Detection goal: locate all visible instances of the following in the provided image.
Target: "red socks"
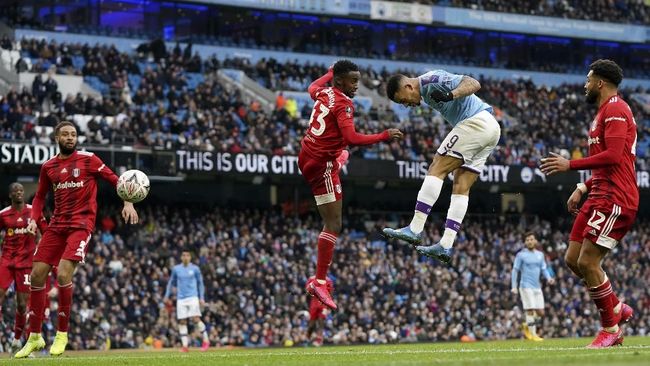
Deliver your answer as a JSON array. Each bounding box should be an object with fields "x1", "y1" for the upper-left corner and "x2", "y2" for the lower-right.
[
  {"x1": 14, "y1": 309, "x2": 26, "y2": 340},
  {"x1": 28, "y1": 285, "x2": 47, "y2": 334},
  {"x1": 316, "y1": 230, "x2": 337, "y2": 281},
  {"x1": 57, "y1": 282, "x2": 74, "y2": 333},
  {"x1": 588, "y1": 279, "x2": 618, "y2": 328}
]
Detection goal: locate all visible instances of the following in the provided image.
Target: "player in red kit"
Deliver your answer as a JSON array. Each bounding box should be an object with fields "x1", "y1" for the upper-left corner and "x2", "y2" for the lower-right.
[
  {"x1": 0, "y1": 183, "x2": 47, "y2": 354},
  {"x1": 15, "y1": 121, "x2": 140, "y2": 358},
  {"x1": 540, "y1": 59, "x2": 638, "y2": 348},
  {"x1": 299, "y1": 59, "x2": 403, "y2": 310}
]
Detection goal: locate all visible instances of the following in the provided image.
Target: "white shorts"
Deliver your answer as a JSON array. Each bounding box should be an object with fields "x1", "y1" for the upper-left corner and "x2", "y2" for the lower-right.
[
  {"x1": 177, "y1": 296, "x2": 202, "y2": 319},
  {"x1": 437, "y1": 110, "x2": 501, "y2": 172},
  {"x1": 520, "y1": 288, "x2": 544, "y2": 310}
]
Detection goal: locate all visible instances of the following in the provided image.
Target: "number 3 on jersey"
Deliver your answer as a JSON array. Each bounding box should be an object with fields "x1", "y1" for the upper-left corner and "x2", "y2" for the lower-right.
[{"x1": 309, "y1": 102, "x2": 330, "y2": 137}]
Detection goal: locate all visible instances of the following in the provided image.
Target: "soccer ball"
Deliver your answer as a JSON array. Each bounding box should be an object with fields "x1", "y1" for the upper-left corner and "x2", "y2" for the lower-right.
[{"x1": 117, "y1": 169, "x2": 150, "y2": 203}]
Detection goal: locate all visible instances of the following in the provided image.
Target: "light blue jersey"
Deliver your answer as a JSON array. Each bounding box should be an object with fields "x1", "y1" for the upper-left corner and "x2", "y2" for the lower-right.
[
  {"x1": 419, "y1": 70, "x2": 492, "y2": 126},
  {"x1": 511, "y1": 249, "x2": 552, "y2": 289},
  {"x1": 165, "y1": 263, "x2": 205, "y2": 300}
]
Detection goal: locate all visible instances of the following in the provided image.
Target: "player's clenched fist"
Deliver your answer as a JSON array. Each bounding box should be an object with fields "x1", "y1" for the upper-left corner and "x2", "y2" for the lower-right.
[{"x1": 386, "y1": 128, "x2": 404, "y2": 141}]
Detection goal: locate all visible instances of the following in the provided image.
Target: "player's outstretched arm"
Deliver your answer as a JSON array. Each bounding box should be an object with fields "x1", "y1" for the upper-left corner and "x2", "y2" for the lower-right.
[
  {"x1": 308, "y1": 69, "x2": 333, "y2": 100},
  {"x1": 510, "y1": 254, "x2": 521, "y2": 294},
  {"x1": 196, "y1": 268, "x2": 205, "y2": 305},
  {"x1": 28, "y1": 167, "x2": 51, "y2": 234},
  {"x1": 340, "y1": 126, "x2": 402, "y2": 146}
]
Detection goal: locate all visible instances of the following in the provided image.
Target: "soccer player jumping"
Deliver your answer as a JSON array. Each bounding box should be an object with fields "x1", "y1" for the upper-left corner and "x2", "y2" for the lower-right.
[
  {"x1": 299, "y1": 60, "x2": 403, "y2": 310},
  {"x1": 382, "y1": 70, "x2": 500, "y2": 264},
  {"x1": 541, "y1": 59, "x2": 637, "y2": 348},
  {"x1": 15, "y1": 121, "x2": 139, "y2": 358},
  {"x1": 0, "y1": 183, "x2": 47, "y2": 354}
]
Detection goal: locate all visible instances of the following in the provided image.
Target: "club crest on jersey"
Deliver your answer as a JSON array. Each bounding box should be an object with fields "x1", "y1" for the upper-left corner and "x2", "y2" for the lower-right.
[
  {"x1": 345, "y1": 106, "x2": 352, "y2": 117},
  {"x1": 73, "y1": 168, "x2": 80, "y2": 177}
]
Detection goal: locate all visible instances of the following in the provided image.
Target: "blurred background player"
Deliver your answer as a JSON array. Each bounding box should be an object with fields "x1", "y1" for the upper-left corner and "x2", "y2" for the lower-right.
[
  {"x1": 306, "y1": 276, "x2": 333, "y2": 346},
  {"x1": 15, "y1": 121, "x2": 139, "y2": 358},
  {"x1": 510, "y1": 232, "x2": 554, "y2": 341},
  {"x1": 540, "y1": 59, "x2": 637, "y2": 348},
  {"x1": 0, "y1": 183, "x2": 47, "y2": 354},
  {"x1": 299, "y1": 59, "x2": 403, "y2": 311},
  {"x1": 382, "y1": 70, "x2": 500, "y2": 264},
  {"x1": 163, "y1": 248, "x2": 209, "y2": 352}
]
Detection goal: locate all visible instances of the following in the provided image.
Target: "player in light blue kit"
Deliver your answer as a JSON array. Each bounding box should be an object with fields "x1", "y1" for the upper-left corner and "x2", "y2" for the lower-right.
[
  {"x1": 382, "y1": 70, "x2": 501, "y2": 264},
  {"x1": 163, "y1": 248, "x2": 210, "y2": 352},
  {"x1": 511, "y1": 232, "x2": 555, "y2": 341}
]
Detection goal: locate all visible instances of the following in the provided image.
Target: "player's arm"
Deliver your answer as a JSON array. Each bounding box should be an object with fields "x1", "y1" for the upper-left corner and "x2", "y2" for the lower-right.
[
  {"x1": 308, "y1": 68, "x2": 333, "y2": 100},
  {"x1": 28, "y1": 166, "x2": 51, "y2": 234},
  {"x1": 163, "y1": 267, "x2": 177, "y2": 300},
  {"x1": 511, "y1": 254, "x2": 521, "y2": 293},
  {"x1": 425, "y1": 71, "x2": 479, "y2": 102},
  {"x1": 541, "y1": 256, "x2": 555, "y2": 285},
  {"x1": 90, "y1": 154, "x2": 139, "y2": 224},
  {"x1": 568, "y1": 113, "x2": 627, "y2": 170},
  {"x1": 196, "y1": 268, "x2": 205, "y2": 303},
  {"x1": 337, "y1": 105, "x2": 402, "y2": 145}
]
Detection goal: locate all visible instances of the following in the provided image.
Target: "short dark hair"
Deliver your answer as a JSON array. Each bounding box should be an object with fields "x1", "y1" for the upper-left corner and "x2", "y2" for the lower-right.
[
  {"x1": 524, "y1": 231, "x2": 536, "y2": 240},
  {"x1": 54, "y1": 121, "x2": 76, "y2": 135},
  {"x1": 589, "y1": 59, "x2": 623, "y2": 86},
  {"x1": 386, "y1": 74, "x2": 406, "y2": 101},
  {"x1": 8, "y1": 182, "x2": 22, "y2": 193},
  {"x1": 332, "y1": 59, "x2": 359, "y2": 78}
]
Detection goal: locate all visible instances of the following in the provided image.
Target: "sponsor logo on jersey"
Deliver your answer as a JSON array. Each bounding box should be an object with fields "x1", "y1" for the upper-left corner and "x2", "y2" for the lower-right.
[
  {"x1": 61, "y1": 167, "x2": 68, "y2": 174},
  {"x1": 588, "y1": 136, "x2": 600, "y2": 145},
  {"x1": 17, "y1": 217, "x2": 23, "y2": 222},
  {"x1": 589, "y1": 229, "x2": 597, "y2": 236},
  {"x1": 73, "y1": 168, "x2": 80, "y2": 177},
  {"x1": 7, "y1": 227, "x2": 29, "y2": 236},
  {"x1": 53, "y1": 181, "x2": 84, "y2": 191}
]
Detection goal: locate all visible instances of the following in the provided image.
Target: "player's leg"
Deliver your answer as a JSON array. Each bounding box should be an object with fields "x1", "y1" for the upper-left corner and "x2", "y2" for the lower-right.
[
  {"x1": 308, "y1": 199, "x2": 341, "y2": 310},
  {"x1": 534, "y1": 309, "x2": 545, "y2": 339},
  {"x1": 564, "y1": 240, "x2": 583, "y2": 278},
  {"x1": 193, "y1": 316, "x2": 209, "y2": 351},
  {"x1": 383, "y1": 153, "x2": 462, "y2": 245},
  {"x1": 11, "y1": 268, "x2": 31, "y2": 352},
  {"x1": 178, "y1": 318, "x2": 189, "y2": 351},
  {"x1": 525, "y1": 310, "x2": 538, "y2": 339},
  {"x1": 0, "y1": 263, "x2": 12, "y2": 313},
  {"x1": 415, "y1": 168, "x2": 477, "y2": 263},
  {"x1": 299, "y1": 155, "x2": 343, "y2": 311},
  {"x1": 50, "y1": 229, "x2": 91, "y2": 356},
  {"x1": 14, "y1": 261, "x2": 51, "y2": 358},
  {"x1": 313, "y1": 318, "x2": 325, "y2": 346}
]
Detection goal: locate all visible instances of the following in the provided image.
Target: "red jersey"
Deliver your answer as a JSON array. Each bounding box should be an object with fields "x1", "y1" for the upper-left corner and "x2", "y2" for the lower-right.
[
  {"x1": 0, "y1": 204, "x2": 47, "y2": 268},
  {"x1": 300, "y1": 76, "x2": 390, "y2": 161},
  {"x1": 574, "y1": 95, "x2": 639, "y2": 210},
  {"x1": 301, "y1": 86, "x2": 357, "y2": 161},
  {"x1": 31, "y1": 150, "x2": 118, "y2": 231}
]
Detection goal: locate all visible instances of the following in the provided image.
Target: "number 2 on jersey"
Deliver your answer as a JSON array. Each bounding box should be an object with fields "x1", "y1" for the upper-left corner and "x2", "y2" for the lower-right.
[{"x1": 309, "y1": 102, "x2": 330, "y2": 137}]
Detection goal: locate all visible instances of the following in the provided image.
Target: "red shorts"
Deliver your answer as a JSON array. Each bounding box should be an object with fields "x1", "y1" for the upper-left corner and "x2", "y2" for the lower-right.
[
  {"x1": 298, "y1": 153, "x2": 343, "y2": 205},
  {"x1": 34, "y1": 228, "x2": 93, "y2": 266},
  {"x1": 570, "y1": 199, "x2": 636, "y2": 249},
  {"x1": 309, "y1": 297, "x2": 328, "y2": 321},
  {"x1": 0, "y1": 264, "x2": 31, "y2": 293}
]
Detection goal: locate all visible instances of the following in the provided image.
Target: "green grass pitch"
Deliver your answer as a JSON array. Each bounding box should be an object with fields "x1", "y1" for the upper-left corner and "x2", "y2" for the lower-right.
[{"x1": 2, "y1": 337, "x2": 649, "y2": 366}]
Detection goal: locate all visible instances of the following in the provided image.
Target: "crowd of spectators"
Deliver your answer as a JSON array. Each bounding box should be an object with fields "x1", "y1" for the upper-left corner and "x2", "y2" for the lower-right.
[
  {"x1": 1, "y1": 38, "x2": 650, "y2": 167},
  {"x1": 0, "y1": 206, "x2": 647, "y2": 350},
  {"x1": 396, "y1": 0, "x2": 650, "y2": 25}
]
